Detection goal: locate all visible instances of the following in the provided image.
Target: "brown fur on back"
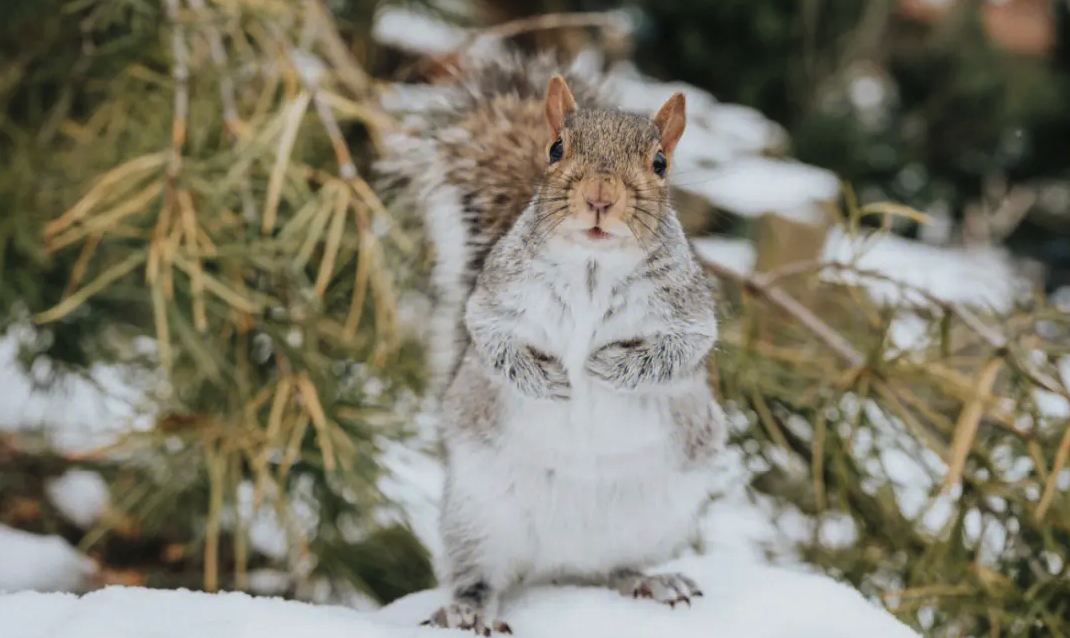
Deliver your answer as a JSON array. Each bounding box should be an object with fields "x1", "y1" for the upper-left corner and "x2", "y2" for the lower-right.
[{"x1": 442, "y1": 95, "x2": 547, "y2": 258}]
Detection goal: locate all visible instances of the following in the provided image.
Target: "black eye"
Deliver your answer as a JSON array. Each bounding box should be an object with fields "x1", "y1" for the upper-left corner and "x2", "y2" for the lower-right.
[
  {"x1": 549, "y1": 139, "x2": 564, "y2": 164},
  {"x1": 653, "y1": 151, "x2": 667, "y2": 177}
]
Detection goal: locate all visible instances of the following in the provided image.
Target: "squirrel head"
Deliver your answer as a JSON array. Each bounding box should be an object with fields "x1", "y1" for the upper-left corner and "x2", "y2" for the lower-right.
[{"x1": 538, "y1": 75, "x2": 686, "y2": 248}]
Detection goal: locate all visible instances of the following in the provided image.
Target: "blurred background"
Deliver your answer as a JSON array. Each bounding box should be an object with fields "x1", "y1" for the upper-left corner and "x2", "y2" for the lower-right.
[{"x1": 1, "y1": 0, "x2": 1069, "y2": 635}]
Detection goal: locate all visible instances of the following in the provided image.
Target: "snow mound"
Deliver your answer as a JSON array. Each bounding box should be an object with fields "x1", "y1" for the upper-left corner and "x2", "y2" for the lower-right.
[
  {"x1": 691, "y1": 237, "x2": 758, "y2": 275},
  {"x1": 692, "y1": 227, "x2": 1022, "y2": 312},
  {"x1": 45, "y1": 470, "x2": 111, "y2": 529},
  {"x1": 822, "y1": 227, "x2": 1023, "y2": 312},
  {"x1": 0, "y1": 553, "x2": 918, "y2": 638},
  {"x1": 372, "y1": 6, "x2": 467, "y2": 56},
  {"x1": 606, "y1": 64, "x2": 790, "y2": 171},
  {"x1": 679, "y1": 157, "x2": 841, "y2": 223},
  {"x1": 0, "y1": 525, "x2": 97, "y2": 594}
]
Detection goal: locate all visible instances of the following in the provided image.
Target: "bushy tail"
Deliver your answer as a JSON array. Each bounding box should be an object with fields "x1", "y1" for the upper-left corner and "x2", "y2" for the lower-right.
[{"x1": 376, "y1": 52, "x2": 605, "y2": 391}]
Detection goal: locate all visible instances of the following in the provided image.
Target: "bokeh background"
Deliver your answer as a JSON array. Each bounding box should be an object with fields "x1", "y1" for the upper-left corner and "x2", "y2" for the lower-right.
[{"x1": 1, "y1": 1, "x2": 1069, "y2": 635}]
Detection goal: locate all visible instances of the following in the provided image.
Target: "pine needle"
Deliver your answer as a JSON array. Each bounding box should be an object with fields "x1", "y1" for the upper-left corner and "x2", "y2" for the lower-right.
[
  {"x1": 314, "y1": 186, "x2": 348, "y2": 297},
  {"x1": 944, "y1": 358, "x2": 1002, "y2": 493},
  {"x1": 262, "y1": 91, "x2": 311, "y2": 234},
  {"x1": 36, "y1": 251, "x2": 147, "y2": 323},
  {"x1": 297, "y1": 373, "x2": 336, "y2": 473}
]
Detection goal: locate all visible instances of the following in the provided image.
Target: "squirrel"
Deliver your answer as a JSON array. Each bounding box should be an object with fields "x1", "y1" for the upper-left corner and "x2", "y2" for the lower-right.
[{"x1": 379, "y1": 53, "x2": 726, "y2": 635}]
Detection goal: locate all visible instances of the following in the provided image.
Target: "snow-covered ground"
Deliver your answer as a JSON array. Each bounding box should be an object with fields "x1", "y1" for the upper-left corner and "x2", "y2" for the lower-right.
[{"x1": 0, "y1": 551, "x2": 919, "y2": 638}]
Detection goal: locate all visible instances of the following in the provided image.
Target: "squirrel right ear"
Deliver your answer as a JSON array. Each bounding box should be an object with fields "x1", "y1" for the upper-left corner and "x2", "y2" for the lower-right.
[
  {"x1": 654, "y1": 92, "x2": 687, "y2": 155},
  {"x1": 545, "y1": 75, "x2": 577, "y2": 139}
]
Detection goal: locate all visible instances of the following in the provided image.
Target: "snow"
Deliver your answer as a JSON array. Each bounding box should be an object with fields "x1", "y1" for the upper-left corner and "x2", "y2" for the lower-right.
[
  {"x1": 0, "y1": 525, "x2": 97, "y2": 594},
  {"x1": 692, "y1": 226, "x2": 1020, "y2": 312},
  {"x1": 603, "y1": 63, "x2": 795, "y2": 182},
  {"x1": 822, "y1": 227, "x2": 1023, "y2": 311},
  {"x1": 918, "y1": 494, "x2": 956, "y2": 536},
  {"x1": 0, "y1": 327, "x2": 155, "y2": 453},
  {"x1": 690, "y1": 237, "x2": 757, "y2": 275},
  {"x1": 606, "y1": 63, "x2": 789, "y2": 158},
  {"x1": 372, "y1": 6, "x2": 468, "y2": 56},
  {"x1": 377, "y1": 437, "x2": 445, "y2": 563},
  {"x1": 0, "y1": 552, "x2": 919, "y2": 638},
  {"x1": 228, "y1": 480, "x2": 320, "y2": 562},
  {"x1": 45, "y1": 470, "x2": 110, "y2": 529},
  {"x1": 677, "y1": 157, "x2": 841, "y2": 224},
  {"x1": 372, "y1": 6, "x2": 635, "y2": 63},
  {"x1": 1033, "y1": 388, "x2": 1070, "y2": 422},
  {"x1": 886, "y1": 312, "x2": 931, "y2": 355}
]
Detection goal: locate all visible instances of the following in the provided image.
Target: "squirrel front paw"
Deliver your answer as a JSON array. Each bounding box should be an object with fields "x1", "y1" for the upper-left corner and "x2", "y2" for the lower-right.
[
  {"x1": 420, "y1": 602, "x2": 513, "y2": 635},
  {"x1": 585, "y1": 339, "x2": 645, "y2": 391},
  {"x1": 508, "y1": 346, "x2": 571, "y2": 400}
]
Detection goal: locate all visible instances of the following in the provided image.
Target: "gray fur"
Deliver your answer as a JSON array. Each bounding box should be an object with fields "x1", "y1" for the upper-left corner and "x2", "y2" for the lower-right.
[{"x1": 383, "y1": 52, "x2": 725, "y2": 633}]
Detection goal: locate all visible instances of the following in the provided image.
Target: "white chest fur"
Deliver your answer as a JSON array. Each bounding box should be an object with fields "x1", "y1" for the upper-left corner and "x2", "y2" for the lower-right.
[{"x1": 449, "y1": 240, "x2": 716, "y2": 586}]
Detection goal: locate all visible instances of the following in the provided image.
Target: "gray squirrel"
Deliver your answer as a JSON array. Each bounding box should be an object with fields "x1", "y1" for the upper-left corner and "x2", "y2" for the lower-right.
[{"x1": 379, "y1": 54, "x2": 726, "y2": 635}]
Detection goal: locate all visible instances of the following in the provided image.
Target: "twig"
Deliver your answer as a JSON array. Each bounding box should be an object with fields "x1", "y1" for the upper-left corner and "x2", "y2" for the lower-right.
[
  {"x1": 163, "y1": 0, "x2": 189, "y2": 190},
  {"x1": 952, "y1": 302, "x2": 1006, "y2": 349},
  {"x1": 262, "y1": 90, "x2": 312, "y2": 234},
  {"x1": 462, "y1": 11, "x2": 630, "y2": 51},
  {"x1": 204, "y1": 440, "x2": 225, "y2": 592},
  {"x1": 944, "y1": 358, "x2": 1002, "y2": 493},
  {"x1": 756, "y1": 258, "x2": 1070, "y2": 402},
  {"x1": 705, "y1": 259, "x2": 864, "y2": 367},
  {"x1": 283, "y1": 44, "x2": 359, "y2": 179},
  {"x1": 304, "y1": 0, "x2": 371, "y2": 97},
  {"x1": 711, "y1": 257, "x2": 1046, "y2": 445},
  {"x1": 185, "y1": 0, "x2": 242, "y2": 137},
  {"x1": 1036, "y1": 425, "x2": 1070, "y2": 521},
  {"x1": 812, "y1": 407, "x2": 827, "y2": 511}
]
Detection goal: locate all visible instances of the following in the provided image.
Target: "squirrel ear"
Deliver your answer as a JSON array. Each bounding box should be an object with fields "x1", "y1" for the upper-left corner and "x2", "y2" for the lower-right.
[
  {"x1": 545, "y1": 75, "x2": 577, "y2": 139},
  {"x1": 654, "y1": 92, "x2": 686, "y2": 155}
]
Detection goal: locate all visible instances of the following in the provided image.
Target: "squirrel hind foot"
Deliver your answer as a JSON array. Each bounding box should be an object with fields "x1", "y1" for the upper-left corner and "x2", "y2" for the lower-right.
[
  {"x1": 609, "y1": 571, "x2": 703, "y2": 609},
  {"x1": 420, "y1": 602, "x2": 512, "y2": 635}
]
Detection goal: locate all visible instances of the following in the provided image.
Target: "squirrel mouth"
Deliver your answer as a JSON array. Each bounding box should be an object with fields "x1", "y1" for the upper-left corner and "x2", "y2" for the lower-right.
[{"x1": 586, "y1": 227, "x2": 610, "y2": 240}]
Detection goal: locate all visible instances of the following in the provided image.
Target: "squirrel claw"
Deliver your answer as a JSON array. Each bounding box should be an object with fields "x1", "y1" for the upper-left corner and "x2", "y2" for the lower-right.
[
  {"x1": 668, "y1": 596, "x2": 690, "y2": 609},
  {"x1": 616, "y1": 572, "x2": 702, "y2": 610},
  {"x1": 421, "y1": 603, "x2": 511, "y2": 635}
]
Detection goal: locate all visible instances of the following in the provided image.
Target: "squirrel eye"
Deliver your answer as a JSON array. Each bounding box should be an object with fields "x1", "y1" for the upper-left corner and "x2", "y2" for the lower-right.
[
  {"x1": 548, "y1": 139, "x2": 564, "y2": 164},
  {"x1": 652, "y1": 151, "x2": 667, "y2": 177}
]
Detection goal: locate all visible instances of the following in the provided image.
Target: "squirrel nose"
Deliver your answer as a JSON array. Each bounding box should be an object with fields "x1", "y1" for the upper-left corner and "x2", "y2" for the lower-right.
[{"x1": 586, "y1": 198, "x2": 615, "y2": 214}]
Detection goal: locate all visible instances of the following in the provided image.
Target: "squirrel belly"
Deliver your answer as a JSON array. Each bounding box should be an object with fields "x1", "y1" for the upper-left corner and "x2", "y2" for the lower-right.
[{"x1": 442, "y1": 358, "x2": 719, "y2": 587}]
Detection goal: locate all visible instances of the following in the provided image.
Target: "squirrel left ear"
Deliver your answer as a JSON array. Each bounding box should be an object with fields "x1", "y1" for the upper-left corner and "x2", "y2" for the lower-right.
[
  {"x1": 546, "y1": 75, "x2": 577, "y2": 139},
  {"x1": 654, "y1": 92, "x2": 686, "y2": 155}
]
